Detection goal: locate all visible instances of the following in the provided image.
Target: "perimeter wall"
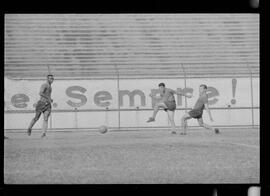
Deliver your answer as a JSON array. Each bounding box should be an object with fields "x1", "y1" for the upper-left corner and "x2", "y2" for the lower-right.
[{"x1": 4, "y1": 76, "x2": 259, "y2": 130}]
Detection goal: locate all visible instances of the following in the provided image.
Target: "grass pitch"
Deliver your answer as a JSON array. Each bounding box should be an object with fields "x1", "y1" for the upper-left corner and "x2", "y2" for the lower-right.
[{"x1": 4, "y1": 128, "x2": 259, "y2": 184}]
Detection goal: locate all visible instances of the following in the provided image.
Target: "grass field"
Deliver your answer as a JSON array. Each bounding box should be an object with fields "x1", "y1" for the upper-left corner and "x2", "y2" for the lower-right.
[{"x1": 4, "y1": 128, "x2": 259, "y2": 184}]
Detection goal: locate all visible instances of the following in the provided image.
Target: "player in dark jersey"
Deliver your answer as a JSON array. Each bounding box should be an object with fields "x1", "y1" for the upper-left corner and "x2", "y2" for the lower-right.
[
  {"x1": 147, "y1": 83, "x2": 192, "y2": 134},
  {"x1": 180, "y1": 84, "x2": 219, "y2": 135},
  {"x1": 27, "y1": 74, "x2": 54, "y2": 138}
]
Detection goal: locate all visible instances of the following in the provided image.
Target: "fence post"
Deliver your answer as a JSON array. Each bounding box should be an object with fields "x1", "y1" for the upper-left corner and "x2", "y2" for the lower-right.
[
  {"x1": 49, "y1": 110, "x2": 52, "y2": 130},
  {"x1": 247, "y1": 63, "x2": 254, "y2": 128},
  {"x1": 181, "y1": 64, "x2": 187, "y2": 114},
  {"x1": 74, "y1": 107, "x2": 78, "y2": 129},
  {"x1": 115, "y1": 65, "x2": 121, "y2": 131}
]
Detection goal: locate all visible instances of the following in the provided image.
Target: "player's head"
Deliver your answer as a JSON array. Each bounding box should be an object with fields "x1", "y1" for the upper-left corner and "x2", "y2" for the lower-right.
[
  {"x1": 199, "y1": 84, "x2": 207, "y2": 94},
  {"x1": 47, "y1": 74, "x2": 54, "y2": 84},
  {"x1": 158, "y1": 83, "x2": 165, "y2": 91}
]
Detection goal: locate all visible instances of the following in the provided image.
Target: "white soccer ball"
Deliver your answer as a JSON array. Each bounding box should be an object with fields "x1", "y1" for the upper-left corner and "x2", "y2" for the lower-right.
[{"x1": 99, "y1": 125, "x2": 108, "y2": 134}]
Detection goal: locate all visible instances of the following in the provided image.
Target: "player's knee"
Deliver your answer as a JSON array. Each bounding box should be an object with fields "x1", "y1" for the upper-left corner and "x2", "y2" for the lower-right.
[
  {"x1": 181, "y1": 115, "x2": 188, "y2": 121},
  {"x1": 198, "y1": 121, "x2": 204, "y2": 127},
  {"x1": 168, "y1": 117, "x2": 174, "y2": 122},
  {"x1": 44, "y1": 114, "x2": 50, "y2": 121},
  {"x1": 33, "y1": 115, "x2": 40, "y2": 121}
]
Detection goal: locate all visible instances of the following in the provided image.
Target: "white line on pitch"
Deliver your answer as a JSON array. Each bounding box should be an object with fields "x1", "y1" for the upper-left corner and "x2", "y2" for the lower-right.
[{"x1": 220, "y1": 142, "x2": 259, "y2": 149}]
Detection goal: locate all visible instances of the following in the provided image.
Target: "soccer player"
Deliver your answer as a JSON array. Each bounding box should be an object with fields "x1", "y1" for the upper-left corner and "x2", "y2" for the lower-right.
[
  {"x1": 180, "y1": 84, "x2": 219, "y2": 135},
  {"x1": 147, "y1": 83, "x2": 192, "y2": 134},
  {"x1": 27, "y1": 74, "x2": 54, "y2": 138}
]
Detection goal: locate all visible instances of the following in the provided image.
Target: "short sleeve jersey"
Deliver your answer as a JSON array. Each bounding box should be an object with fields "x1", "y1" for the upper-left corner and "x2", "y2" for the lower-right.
[
  {"x1": 40, "y1": 83, "x2": 52, "y2": 102},
  {"x1": 193, "y1": 93, "x2": 208, "y2": 111},
  {"x1": 161, "y1": 88, "x2": 175, "y2": 102}
]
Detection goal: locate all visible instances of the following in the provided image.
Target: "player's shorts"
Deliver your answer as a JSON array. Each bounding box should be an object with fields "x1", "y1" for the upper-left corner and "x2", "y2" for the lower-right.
[
  {"x1": 164, "y1": 100, "x2": 176, "y2": 111},
  {"x1": 35, "y1": 100, "x2": 51, "y2": 113},
  {"x1": 188, "y1": 109, "x2": 203, "y2": 119}
]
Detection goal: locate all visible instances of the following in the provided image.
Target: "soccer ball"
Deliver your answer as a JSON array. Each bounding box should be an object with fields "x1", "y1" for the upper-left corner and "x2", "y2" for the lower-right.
[{"x1": 99, "y1": 125, "x2": 108, "y2": 134}]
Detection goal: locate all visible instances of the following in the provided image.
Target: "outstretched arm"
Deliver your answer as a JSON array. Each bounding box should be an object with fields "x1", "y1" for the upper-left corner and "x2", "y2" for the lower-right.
[{"x1": 171, "y1": 89, "x2": 192, "y2": 98}]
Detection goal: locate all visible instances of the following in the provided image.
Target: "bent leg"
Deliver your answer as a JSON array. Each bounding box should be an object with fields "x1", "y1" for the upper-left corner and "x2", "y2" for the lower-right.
[
  {"x1": 41, "y1": 110, "x2": 51, "y2": 137},
  {"x1": 197, "y1": 118, "x2": 214, "y2": 131},
  {"x1": 181, "y1": 113, "x2": 192, "y2": 134},
  {"x1": 147, "y1": 102, "x2": 168, "y2": 122},
  {"x1": 152, "y1": 102, "x2": 167, "y2": 119},
  {"x1": 27, "y1": 111, "x2": 42, "y2": 135},
  {"x1": 167, "y1": 110, "x2": 176, "y2": 133}
]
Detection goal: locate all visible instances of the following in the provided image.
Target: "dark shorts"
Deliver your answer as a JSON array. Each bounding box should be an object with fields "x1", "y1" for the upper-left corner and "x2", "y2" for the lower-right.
[
  {"x1": 36, "y1": 100, "x2": 51, "y2": 113},
  {"x1": 188, "y1": 109, "x2": 203, "y2": 119},
  {"x1": 164, "y1": 100, "x2": 176, "y2": 111}
]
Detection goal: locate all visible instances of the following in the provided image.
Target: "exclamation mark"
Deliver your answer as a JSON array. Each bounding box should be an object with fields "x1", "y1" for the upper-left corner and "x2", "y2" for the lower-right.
[{"x1": 231, "y1": 78, "x2": 237, "y2": 105}]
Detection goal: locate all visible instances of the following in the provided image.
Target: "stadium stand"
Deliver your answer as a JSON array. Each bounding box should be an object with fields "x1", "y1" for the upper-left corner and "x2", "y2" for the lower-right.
[{"x1": 4, "y1": 14, "x2": 259, "y2": 79}]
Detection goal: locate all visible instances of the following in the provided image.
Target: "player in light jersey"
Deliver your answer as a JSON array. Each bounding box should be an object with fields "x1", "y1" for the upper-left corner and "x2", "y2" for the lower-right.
[
  {"x1": 180, "y1": 84, "x2": 219, "y2": 135},
  {"x1": 147, "y1": 83, "x2": 192, "y2": 134},
  {"x1": 27, "y1": 74, "x2": 54, "y2": 138}
]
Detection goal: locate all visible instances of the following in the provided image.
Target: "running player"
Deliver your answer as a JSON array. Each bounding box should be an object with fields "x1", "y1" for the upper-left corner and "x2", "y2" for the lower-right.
[
  {"x1": 27, "y1": 74, "x2": 54, "y2": 138},
  {"x1": 147, "y1": 83, "x2": 192, "y2": 134},
  {"x1": 180, "y1": 84, "x2": 219, "y2": 135}
]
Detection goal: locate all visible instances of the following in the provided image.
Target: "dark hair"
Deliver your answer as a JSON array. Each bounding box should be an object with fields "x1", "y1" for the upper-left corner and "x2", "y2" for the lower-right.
[
  {"x1": 158, "y1": 83, "x2": 165, "y2": 87},
  {"x1": 200, "y1": 84, "x2": 207, "y2": 89},
  {"x1": 47, "y1": 74, "x2": 54, "y2": 77}
]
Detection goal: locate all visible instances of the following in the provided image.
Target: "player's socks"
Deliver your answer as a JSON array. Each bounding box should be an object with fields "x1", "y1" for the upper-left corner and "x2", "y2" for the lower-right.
[
  {"x1": 41, "y1": 133, "x2": 46, "y2": 138},
  {"x1": 147, "y1": 117, "x2": 155, "y2": 122},
  {"x1": 27, "y1": 128, "x2": 32, "y2": 136}
]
